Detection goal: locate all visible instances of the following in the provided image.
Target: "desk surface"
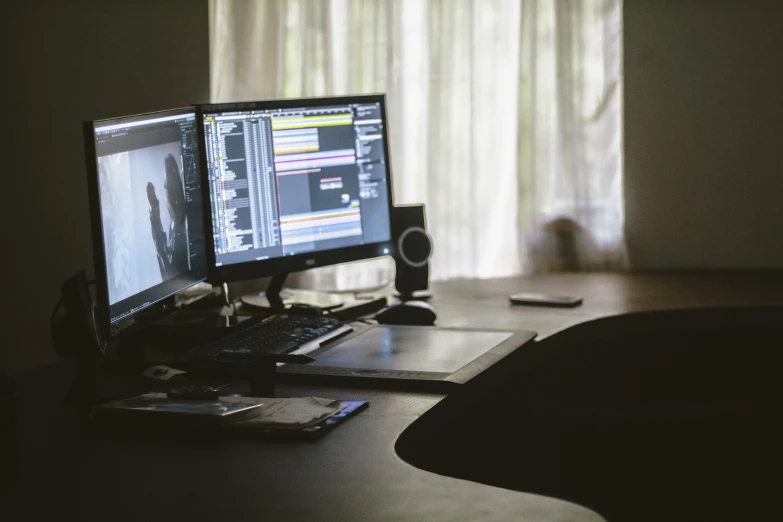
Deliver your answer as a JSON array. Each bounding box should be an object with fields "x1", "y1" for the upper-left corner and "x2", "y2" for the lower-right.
[{"x1": 7, "y1": 271, "x2": 783, "y2": 521}]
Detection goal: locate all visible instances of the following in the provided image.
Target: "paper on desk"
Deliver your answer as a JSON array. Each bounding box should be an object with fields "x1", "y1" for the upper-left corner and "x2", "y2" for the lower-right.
[
  {"x1": 233, "y1": 397, "x2": 345, "y2": 428},
  {"x1": 142, "y1": 365, "x2": 187, "y2": 381}
]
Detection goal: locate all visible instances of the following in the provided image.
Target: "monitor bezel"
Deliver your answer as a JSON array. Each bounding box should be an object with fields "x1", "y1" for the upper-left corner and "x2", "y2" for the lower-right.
[
  {"x1": 196, "y1": 93, "x2": 396, "y2": 284},
  {"x1": 84, "y1": 107, "x2": 207, "y2": 339}
]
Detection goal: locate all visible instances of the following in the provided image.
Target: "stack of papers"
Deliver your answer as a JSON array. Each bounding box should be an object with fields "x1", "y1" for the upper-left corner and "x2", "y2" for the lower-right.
[
  {"x1": 94, "y1": 393, "x2": 265, "y2": 424},
  {"x1": 94, "y1": 394, "x2": 349, "y2": 432}
]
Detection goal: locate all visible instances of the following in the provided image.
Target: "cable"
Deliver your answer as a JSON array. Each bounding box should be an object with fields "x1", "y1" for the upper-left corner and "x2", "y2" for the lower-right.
[
  {"x1": 51, "y1": 278, "x2": 97, "y2": 320},
  {"x1": 51, "y1": 298, "x2": 63, "y2": 322},
  {"x1": 222, "y1": 282, "x2": 238, "y2": 315}
]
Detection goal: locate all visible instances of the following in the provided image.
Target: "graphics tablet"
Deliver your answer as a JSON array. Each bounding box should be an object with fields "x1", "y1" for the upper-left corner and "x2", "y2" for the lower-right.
[{"x1": 278, "y1": 325, "x2": 537, "y2": 389}]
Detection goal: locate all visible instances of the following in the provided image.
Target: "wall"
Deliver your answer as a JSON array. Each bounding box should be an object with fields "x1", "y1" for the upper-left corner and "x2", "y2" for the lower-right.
[
  {"x1": 4, "y1": 1, "x2": 209, "y2": 375},
  {"x1": 624, "y1": 0, "x2": 783, "y2": 269}
]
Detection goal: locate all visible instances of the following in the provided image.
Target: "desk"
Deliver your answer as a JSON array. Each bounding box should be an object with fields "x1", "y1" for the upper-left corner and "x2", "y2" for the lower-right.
[{"x1": 5, "y1": 272, "x2": 783, "y2": 522}]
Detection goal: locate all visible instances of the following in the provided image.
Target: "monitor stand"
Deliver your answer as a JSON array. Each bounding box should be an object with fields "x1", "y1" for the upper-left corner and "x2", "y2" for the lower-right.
[{"x1": 241, "y1": 273, "x2": 345, "y2": 312}]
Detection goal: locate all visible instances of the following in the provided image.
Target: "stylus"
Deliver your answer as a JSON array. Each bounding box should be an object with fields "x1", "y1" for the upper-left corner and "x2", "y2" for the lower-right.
[{"x1": 219, "y1": 351, "x2": 315, "y2": 365}]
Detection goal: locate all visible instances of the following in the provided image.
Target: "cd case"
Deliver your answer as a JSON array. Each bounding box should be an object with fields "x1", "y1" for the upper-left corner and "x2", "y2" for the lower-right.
[
  {"x1": 93, "y1": 393, "x2": 264, "y2": 424},
  {"x1": 229, "y1": 400, "x2": 369, "y2": 440}
]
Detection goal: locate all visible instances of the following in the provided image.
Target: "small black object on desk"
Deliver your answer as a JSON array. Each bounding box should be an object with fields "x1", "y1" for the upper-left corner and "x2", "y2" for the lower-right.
[
  {"x1": 508, "y1": 292, "x2": 583, "y2": 307},
  {"x1": 375, "y1": 300, "x2": 436, "y2": 326}
]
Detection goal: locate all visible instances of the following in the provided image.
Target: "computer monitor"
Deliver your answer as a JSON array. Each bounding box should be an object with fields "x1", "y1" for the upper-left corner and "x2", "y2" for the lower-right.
[
  {"x1": 197, "y1": 94, "x2": 395, "y2": 294},
  {"x1": 84, "y1": 108, "x2": 208, "y2": 338}
]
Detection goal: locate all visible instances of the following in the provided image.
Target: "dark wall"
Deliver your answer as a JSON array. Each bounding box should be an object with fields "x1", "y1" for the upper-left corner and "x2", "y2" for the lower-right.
[
  {"x1": 624, "y1": 0, "x2": 783, "y2": 269},
  {"x1": 4, "y1": 1, "x2": 209, "y2": 375}
]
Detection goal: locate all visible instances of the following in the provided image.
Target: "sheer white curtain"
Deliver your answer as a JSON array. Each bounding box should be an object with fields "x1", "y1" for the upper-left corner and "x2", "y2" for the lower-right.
[
  {"x1": 210, "y1": 0, "x2": 625, "y2": 286},
  {"x1": 519, "y1": 1, "x2": 625, "y2": 272}
]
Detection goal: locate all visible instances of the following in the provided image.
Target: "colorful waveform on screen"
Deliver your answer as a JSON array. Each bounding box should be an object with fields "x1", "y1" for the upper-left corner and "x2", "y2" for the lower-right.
[
  {"x1": 274, "y1": 149, "x2": 356, "y2": 172},
  {"x1": 271, "y1": 113, "x2": 353, "y2": 131},
  {"x1": 272, "y1": 128, "x2": 319, "y2": 155},
  {"x1": 271, "y1": 112, "x2": 357, "y2": 172},
  {"x1": 280, "y1": 208, "x2": 362, "y2": 245}
]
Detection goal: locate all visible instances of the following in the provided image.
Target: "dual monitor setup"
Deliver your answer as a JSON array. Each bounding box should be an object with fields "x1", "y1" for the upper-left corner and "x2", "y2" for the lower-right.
[
  {"x1": 81, "y1": 94, "x2": 532, "y2": 391},
  {"x1": 85, "y1": 95, "x2": 418, "y2": 341}
]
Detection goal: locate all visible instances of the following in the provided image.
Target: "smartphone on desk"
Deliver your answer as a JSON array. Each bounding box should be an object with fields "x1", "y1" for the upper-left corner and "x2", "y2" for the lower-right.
[{"x1": 509, "y1": 292, "x2": 583, "y2": 308}]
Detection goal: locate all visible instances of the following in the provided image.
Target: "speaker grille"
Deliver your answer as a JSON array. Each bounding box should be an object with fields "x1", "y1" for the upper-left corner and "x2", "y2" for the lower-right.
[{"x1": 399, "y1": 227, "x2": 432, "y2": 266}]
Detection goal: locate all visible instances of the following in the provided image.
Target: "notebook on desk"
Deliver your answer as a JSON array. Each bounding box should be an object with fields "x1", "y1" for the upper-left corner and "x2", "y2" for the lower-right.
[{"x1": 278, "y1": 325, "x2": 537, "y2": 389}]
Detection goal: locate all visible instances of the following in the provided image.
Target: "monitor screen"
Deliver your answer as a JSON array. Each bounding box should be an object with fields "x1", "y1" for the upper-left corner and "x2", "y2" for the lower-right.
[
  {"x1": 84, "y1": 108, "x2": 207, "y2": 337},
  {"x1": 198, "y1": 94, "x2": 394, "y2": 282}
]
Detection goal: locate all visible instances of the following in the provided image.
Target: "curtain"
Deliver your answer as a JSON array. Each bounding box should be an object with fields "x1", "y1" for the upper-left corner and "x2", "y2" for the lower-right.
[{"x1": 210, "y1": 0, "x2": 625, "y2": 287}]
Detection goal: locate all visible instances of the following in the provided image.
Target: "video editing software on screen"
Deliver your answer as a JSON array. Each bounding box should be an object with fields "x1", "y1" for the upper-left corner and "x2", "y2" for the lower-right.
[
  {"x1": 202, "y1": 101, "x2": 392, "y2": 267},
  {"x1": 93, "y1": 112, "x2": 206, "y2": 329}
]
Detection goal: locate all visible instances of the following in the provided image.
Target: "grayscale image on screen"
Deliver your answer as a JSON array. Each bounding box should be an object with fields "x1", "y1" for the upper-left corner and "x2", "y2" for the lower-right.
[{"x1": 97, "y1": 142, "x2": 190, "y2": 305}]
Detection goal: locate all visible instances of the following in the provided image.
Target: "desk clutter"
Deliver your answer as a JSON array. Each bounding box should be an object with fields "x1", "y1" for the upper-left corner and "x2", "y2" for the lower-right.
[
  {"x1": 73, "y1": 97, "x2": 435, "y2": 366},
  {"x1": 93, "y1": 392, "x2": 367, "y2": 439},
  {"x1": 51, "y1": 96, "x2": 537, "y2": 426}
]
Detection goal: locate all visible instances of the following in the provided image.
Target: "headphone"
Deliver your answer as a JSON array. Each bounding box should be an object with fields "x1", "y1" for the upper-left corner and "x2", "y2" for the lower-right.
[{"x1": 51, "y1": 270, "x2": 106, "y2": 359}]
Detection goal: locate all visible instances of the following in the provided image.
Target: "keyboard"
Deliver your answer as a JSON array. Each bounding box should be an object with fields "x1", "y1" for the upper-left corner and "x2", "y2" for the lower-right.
[{"x1": 186, "y1": 313, "x2": 353, "y2": 364}]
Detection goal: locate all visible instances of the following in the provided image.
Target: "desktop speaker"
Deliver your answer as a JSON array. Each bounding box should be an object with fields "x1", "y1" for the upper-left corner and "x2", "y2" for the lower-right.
[{"x1": 391, "y1": 204, "x2": 433, "y2": 299}]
